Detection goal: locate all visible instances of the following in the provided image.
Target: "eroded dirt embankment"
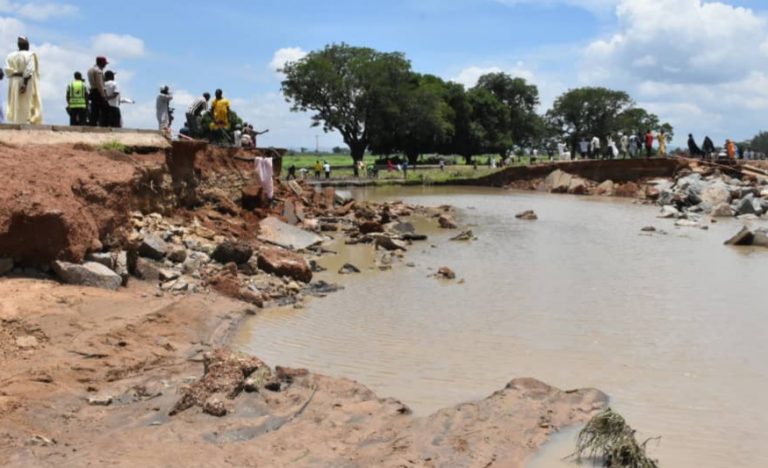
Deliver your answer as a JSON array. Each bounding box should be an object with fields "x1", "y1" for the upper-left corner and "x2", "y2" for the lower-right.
[{"x1": 0, "y1": 141, "x2": 609, "y2": 467}]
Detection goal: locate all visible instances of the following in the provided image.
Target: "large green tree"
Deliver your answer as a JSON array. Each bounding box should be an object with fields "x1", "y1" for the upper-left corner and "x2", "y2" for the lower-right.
[
  {"x1": 475, "y1": 72, "x2": 543, "y2": 147},
  {"x1": 618, "y1": 108, "x2": 674, "y2": 142},
  {"x1": 748, "y1": 131, "x2": 768, "y2": 153},
  {"x1": 370, "y1": 73, "x2": 455, "y2": 164},
  {"x1": 281, "y1": 43, "x2": 413, "y2": 161},
  {"x1": 546, "y1": 87, "x2": 633, "y2": 150}
]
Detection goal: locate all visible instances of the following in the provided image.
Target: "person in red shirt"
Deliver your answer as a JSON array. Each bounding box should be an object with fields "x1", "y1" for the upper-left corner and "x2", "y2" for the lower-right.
[{"x1": 644, "y1": 130, "x2": 654, "y2": 158}]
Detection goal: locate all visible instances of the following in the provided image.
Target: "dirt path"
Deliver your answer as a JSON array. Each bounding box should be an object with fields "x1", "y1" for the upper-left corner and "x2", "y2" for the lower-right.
[{"x1": 0, "y1": 277, "x2": 607, "y2": 467}]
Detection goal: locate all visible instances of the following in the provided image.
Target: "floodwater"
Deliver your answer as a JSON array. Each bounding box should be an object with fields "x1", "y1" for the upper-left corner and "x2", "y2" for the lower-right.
[{"x1": 234, "y1": 186, "x2": 768, "y2": 467}]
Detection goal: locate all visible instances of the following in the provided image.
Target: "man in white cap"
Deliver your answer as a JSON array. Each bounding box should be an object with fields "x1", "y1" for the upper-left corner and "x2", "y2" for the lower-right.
[{"x1": 4, "y1": 36, "x2": 42, "y2": 124}]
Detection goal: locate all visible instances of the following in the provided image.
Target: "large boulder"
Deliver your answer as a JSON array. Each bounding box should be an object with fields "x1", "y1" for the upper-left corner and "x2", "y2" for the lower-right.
[
  {"x1": 212, "y1": 241, "x2": 253, "y2": 265},
  {"x1": 567, "y1": 178, "x2": 589, "y2": 195},
  {"x1": 614, "y1": 182, "x2": 640, "y2": 198},
  {"x1": 544, "y1": 170, "x2": 573, "y2": 193},
  {"x1": 724, "y1": 227, "x2": 755, "y2": 246},
  {"x1": 257, "y1": 247, "x2": 313, "y2": 283},
  {"x1": 52, "y1": 261, "x2": 122, "y2": 291},
  {"x1": 711, "y1": 203, "x2": 734, "y2": 218},
  {"x1": 700, "y1": 181, "x2": 731, "y2": 207},
  {"x1": 438, "y1": 215, "x2": 457, "y2": 229},
  {"x1": 595, "y1": 180, "x2": 614, "y2": 196},
  {"x1": 139, "y1": 234, "x2": 170, "y2": 260},
  {"x1": 734, "y1": 194, "x2": 763, "y2": 217}
]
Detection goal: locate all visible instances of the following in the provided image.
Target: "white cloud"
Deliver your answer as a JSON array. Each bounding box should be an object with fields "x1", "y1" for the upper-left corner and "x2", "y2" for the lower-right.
[
  {"x1": 269, "y1": 47, "x2": 307, "y2": 73},
  {"x1": 577, "y1": 0, "x2": 768, "y2": 143},
  {"x1": 452, "y1": 65, "x2": 503, "y2": 88},
  {"x1": 90, "y1": 33, "x2": 145, "y2": 59},
  {"x1": 0, "y1": 0, "x2": 77, "y2": 20}
]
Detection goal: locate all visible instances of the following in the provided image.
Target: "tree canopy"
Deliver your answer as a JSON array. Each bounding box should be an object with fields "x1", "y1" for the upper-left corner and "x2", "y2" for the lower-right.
[{"x1": 282, "y1": 44, "x2": 676, "y2": 163}]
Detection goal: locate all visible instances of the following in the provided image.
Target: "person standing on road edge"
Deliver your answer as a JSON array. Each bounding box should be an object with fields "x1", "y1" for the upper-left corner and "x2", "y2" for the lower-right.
[
  {"x1": 314, "y1": 160, "x2": 322, "y2": 179},
  {"x1": 87, "y1": 56, "x2": 109, "y2": 126},
  {"x1": 323, "y1": 160, "x2": 331, "y2": 179},
  {"x1": 66, "y1": 72, "x2": 88, "y2": 126}
]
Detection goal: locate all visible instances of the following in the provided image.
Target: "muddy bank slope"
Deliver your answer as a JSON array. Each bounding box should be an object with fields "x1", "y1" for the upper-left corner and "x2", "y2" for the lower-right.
[{"x1": 0, "y1": 278, "x2": 607, "y2": 468}]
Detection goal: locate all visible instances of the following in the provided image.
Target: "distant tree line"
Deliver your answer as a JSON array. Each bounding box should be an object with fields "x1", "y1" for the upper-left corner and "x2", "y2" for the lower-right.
[{"x1": 281, "y1": 43, "x2": 674, "y2": 164}]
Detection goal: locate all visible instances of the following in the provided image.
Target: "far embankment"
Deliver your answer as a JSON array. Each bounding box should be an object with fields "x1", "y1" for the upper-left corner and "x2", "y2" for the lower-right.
[{"x1": 453, "y1": 158, "x2": 689, "y2": 187}]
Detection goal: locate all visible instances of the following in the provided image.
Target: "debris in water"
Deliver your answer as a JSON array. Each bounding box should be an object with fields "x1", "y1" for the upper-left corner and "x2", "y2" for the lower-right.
[{"x1": 569, "y1": 408, "x2": 659, "y2": 468}]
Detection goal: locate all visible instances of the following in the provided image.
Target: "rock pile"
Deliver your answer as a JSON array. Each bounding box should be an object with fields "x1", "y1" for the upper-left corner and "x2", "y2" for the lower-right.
[{"x1": 655, "y1": 171, "x2": 768, "y2": 222}]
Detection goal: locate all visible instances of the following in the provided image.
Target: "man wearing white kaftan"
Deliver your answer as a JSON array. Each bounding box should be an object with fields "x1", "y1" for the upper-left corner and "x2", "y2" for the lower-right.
[{"x1": 4, "y1": 37, "x2": 42, "y2": 125}]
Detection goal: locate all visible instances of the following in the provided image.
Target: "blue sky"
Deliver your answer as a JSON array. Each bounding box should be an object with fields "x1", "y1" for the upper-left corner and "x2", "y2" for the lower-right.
[{"x1": 2, "y1": 0, "x2": 768, "y2": 149}]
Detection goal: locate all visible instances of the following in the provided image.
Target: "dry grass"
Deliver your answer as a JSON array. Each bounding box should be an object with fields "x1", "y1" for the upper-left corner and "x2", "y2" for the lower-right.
[{"x1": 570, "y1": 408, "x2": 659, "y2": 468}]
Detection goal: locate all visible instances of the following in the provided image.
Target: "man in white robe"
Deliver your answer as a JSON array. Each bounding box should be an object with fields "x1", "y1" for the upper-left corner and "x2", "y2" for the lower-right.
[{"x1": 4, "y1": 36, "x2": 42, "y2": 124}]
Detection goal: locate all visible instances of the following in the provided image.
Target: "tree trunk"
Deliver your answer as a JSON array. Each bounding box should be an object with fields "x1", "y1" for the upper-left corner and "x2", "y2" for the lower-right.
[{"x1": 349, "y1": 141, "x2": 366, "y2": 162}]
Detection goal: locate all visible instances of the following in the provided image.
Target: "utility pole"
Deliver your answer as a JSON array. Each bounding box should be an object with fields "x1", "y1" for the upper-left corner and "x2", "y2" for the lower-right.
[{"x1": 315, "y1": 135, "x2": 320, "y2": 154}]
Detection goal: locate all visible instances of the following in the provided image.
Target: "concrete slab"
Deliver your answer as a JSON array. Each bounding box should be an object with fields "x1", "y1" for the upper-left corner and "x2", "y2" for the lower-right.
[
  {"x1": 0, "y1": 126, "x2": 170, "y2": 149},
  {"x1": 258, "y1": 216, "x2": 323, "y2": 251}
]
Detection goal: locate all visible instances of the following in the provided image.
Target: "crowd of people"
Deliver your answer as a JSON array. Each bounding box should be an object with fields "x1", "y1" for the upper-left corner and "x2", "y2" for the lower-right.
[{"x1": 1, "y1": 36, "x2": 267, "y2": 147}]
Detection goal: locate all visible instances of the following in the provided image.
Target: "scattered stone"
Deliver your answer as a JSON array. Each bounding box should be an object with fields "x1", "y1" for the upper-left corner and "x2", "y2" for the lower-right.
[
  {"x1": 168, "y1": 248, "x2": 188, "y2": 264},
  {"x1": 52, "y1": 261, "x2": 122, "y2": 291},
  {"x1": 391, "y1": 222, "x2": 416, "y2": 234},
  {"x1": 338, "y1": 263, "x2": 361, "y2": 275},
  {"x1": 158, "y1": 269, "x2": 181, "y2": 282},
  {"x1": 87, "y1": 395, "x2": 113, "y2": 406},
  {"x1": 435, "y1": 267, "x2": 456, "y2": 280},
  {"x1": 438, "y1": 214, "x2": 457, "y2": 229},
  {"x1": 640, "y1": 226, "x2": 656, "y2": 232},
  {"x1": 735, "y1": 194, "x2": 763, "y2": 217},
  {"x1": 257, "y1": 247, "x2": 313, "y2": 283},
  {"x1": 15, "y1": 335, "x2": 39, "y2": 349},
  {"x1": 134, "y1": 258, "x2": 164, "y2": 281},
  {"x1": 450, "y1": 230, "x2": 474, "y2": 241},
  {"x1": 515, "y1": 210, "x2": 538, "y2": 221},
  {"x1": 711, "y1": 203, "x2": 734, "y2": 218},
  {"x1": 85, "y1": 252, "x2": 114, "y2": 270},
  {"x1": 309, "y1": 260, "x2": 327, "y2": 273},
  {"x1": 359, "y1": 220, "x2": 384, "y2": 234},
  {"x1": 258, "y1": 216, "x2": 323, "y2": 251},
  {"x1": 287, "y1": 180, "x2": 304, "y2": 197},
  {"x1": 170, "y1": 349, "x2": 267, "y2": 417},
  {"x1": 724, "y1": 227, "x2": 753, "y2": 246},
  {"x1": 212, "y1": 241, "x2": 253, "y2": 265},
  {"x1": 139, "y1": 234, "x2": 170, "y2": 260},
  {"x1": 373, "y1": 235, "x2": 408, "y2": 251},
  {"x1": 675, "y1": 219, "x2": 699, "y2": 228},
  {"x1": 114, "y1": 251, "x2": 129, "y2": 286},
  {"x1": 202, "y1": 398, "x2": 227, "y2": 417},
  {"x1": 658, "y1": 205, "x2": 680, "y2": 219},
  {"x1": 401, "y1": 233, "x2": 428, "y2": 241},
  {"x1": 0, "y1": 257, "x2": 13, "y2": 276}
]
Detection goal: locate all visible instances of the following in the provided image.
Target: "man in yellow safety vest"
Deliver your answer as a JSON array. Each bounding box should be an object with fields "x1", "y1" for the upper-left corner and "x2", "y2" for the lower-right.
[{"x1": 66, "y1": 71, "x2": 88, "y2": 126}]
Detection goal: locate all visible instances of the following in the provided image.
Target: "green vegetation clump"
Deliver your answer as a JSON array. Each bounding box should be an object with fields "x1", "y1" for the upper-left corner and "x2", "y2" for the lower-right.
[
  {"x1": 570, "y1": 408, "x2": 659, "y2": 468},
  {"x1": 99, "y1": 141, "x2": 129, "y2": 153}
]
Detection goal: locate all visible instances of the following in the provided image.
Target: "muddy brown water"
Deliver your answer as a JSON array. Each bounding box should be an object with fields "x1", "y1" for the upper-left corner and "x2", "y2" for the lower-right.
[{"x1": 235, "y1": 186, "x2": 768, "y2": 467}]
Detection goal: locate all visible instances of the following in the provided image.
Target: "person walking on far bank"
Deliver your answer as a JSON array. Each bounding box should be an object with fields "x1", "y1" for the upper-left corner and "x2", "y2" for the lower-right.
[
  {"x1": 323, "y1": 160, "x2": 331, "y2": 179},
  {"x1": 66, "y1": 72, "x2": 88, "y2": 126},
  {"x1": 620, "y1": 133, "x2": 628, "y2": 158},
  {"x1": 5, "y1": 36, "x2": 42, "y2": 124},
  {"x1": 644, "y1": 129, "x2": 654, "y2": 158},
  {"x1": 87, "y1": 56, "x2": 109, "y2": 126},
  {"x1": 590, "y1": 135, "x2": 600, "y2": 159},
  {"x1": 402, "y1": 160, "x2": 409, "y2": 179},
  {"x1": 628, "y1": 134, "x2": 638, "y2": 158},
  {"x1": 657, "y1": 129, "x2": 667, "y2": 156},
  {"x1": 578, "y1": 137, "x2": 589, "y2": 159}
]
